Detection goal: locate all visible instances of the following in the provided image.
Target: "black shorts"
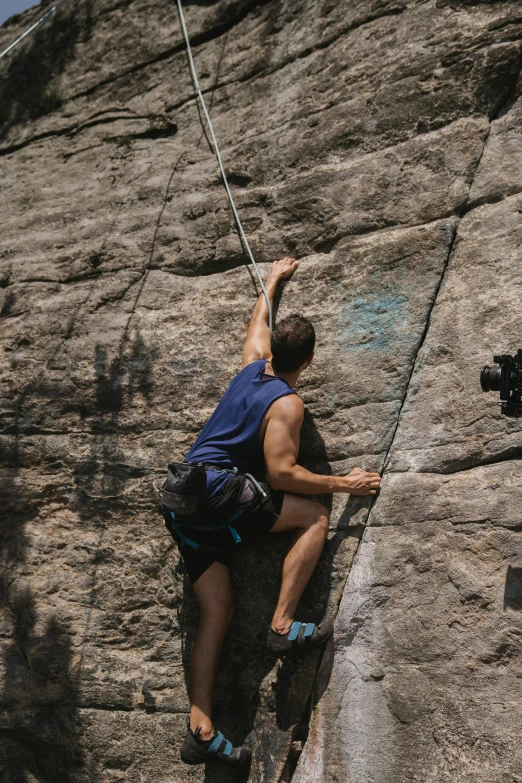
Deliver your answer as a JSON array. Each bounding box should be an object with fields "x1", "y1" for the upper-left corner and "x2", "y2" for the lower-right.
[{"x1": 162, "y1": 473, "x2": 284, "y2": 585}]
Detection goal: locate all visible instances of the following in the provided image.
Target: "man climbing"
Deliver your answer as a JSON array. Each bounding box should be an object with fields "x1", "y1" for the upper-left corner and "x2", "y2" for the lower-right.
[{"x1": 163, "y1": 257, "x2": 381, "y2": 767}]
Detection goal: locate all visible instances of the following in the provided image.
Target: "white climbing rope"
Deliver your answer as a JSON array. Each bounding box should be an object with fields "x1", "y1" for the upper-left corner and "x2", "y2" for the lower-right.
[
  {"x1": 1, "y1": 0, "x2": 273, "y2": 326},
  {"x1": 0, "y1": 0, "x2": 69, "y2": 61},
  {"x1": 176, "y1": 0, "x2": 273, "y2": 331}
]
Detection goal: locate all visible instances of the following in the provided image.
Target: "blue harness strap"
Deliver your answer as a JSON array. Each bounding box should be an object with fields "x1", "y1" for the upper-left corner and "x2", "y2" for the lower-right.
[
  {"x1": 166, "y1": 507, "x2": 245, "y2": 553},
  {"x1": 226, "y1": 507, "x2": 246, "y2": 524},
  {"x1": 225, "y1": 506, "x2": 245, "y2": 543},
  {"x1": 227, "y1": 525, "x2": 241, "y2": 543},
  {"x1": 166, "y1": 507, "x2": 245, "y2": 548},
  {"x1": 170, "y1": 512, "x2": 200, "y2": 550}
]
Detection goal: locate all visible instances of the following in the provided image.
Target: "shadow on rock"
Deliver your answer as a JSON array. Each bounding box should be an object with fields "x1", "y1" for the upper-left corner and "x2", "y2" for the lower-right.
[
  {"x1": 0, "y1": 383, "x2": 84, "y2": 781},
  {"x1": 504, "y1": 565, "x2": 522, "y2": 611},
  {"x1": 73, "y1": 333, "x2": 157, "y2": 521},
  {"x1": 0, "y1": 583, "x2": 83, "y2": 782},
  {"x1": 0, "y1": 0, "x2": 95, "y2": 139}
]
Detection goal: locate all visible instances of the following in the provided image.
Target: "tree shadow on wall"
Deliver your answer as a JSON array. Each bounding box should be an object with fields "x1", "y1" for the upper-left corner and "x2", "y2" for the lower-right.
[
  {"x1": 0, "y1": 389, "x2": 84, "y2": 782},
  {"x1": 0, "y1": 586, "x2": 83, "y2": 783},
  {"x1": 176, "y1": 407, "x2": 365, "y2": 782},
  {"x1": 74, "y1": 333, "x2": 157, "y2": 520},
  {"x1": 0, "y1": 0, "x2": 95, "y2": 139},
  {"x1": 0, "y1": 327, "x2": 158, "y2": 781}
]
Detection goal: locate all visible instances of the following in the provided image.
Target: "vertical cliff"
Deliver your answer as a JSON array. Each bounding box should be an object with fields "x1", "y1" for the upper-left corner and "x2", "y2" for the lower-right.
[{"x1": 1, "y1": 1, "x2": 522, "y2": 781}]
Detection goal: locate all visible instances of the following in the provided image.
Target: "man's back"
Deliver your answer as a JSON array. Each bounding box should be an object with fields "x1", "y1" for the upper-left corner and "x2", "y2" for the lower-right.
[{"x1": 184, "y1": 359, "x2": 296, "y2": 495}]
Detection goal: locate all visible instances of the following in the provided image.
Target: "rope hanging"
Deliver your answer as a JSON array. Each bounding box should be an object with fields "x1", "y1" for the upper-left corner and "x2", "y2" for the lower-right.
[
  {"x1": 0, "y1": 0, "x2": 69, "y2": 61},
  {"x1": 176, "y1": 0, "x2": 273, "y2": 331},
  {"x1": 1, "y1": 0, "x2": 274, "y2": 330}
]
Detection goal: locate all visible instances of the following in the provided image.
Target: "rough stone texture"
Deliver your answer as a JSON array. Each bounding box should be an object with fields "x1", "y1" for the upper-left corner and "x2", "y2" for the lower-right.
[
  {"x1": 294, "y1": 29, "x2": 522, "y2": 783},
  {"x1": 1, "y1": 0, "x2": 522, "y2": 781}
]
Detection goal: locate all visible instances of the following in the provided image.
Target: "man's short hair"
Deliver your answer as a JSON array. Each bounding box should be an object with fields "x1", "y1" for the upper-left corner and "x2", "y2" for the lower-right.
[{"x1": 270, "y1": 314, "x2": 316, "y2": 373}]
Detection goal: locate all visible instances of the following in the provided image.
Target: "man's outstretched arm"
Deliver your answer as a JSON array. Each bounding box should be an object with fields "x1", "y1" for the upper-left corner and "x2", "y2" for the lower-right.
[
  {"x1": 242, "y1": 257, "x2": 299, "y2": 368},
  {"x1": 264, "y1": 395, "x2": 382, "y2": 495}
]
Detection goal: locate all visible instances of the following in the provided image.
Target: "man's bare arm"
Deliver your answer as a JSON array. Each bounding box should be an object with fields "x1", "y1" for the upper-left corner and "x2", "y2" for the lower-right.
[
  {"x1": 242, "y1": 257, "x2": 299, "y2": 368},
  {"x1": 264, "y1": 396, "x2": 382, "y2": 495}
]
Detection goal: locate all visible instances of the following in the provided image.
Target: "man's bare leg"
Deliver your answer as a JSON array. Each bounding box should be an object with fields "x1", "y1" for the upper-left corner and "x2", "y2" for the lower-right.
[
  {"x1": 269, "y1": 494, "x2": 329, "y2": 634},
  {"x1": 189, "y1": 561, "x2": 234, "y2": 739}
]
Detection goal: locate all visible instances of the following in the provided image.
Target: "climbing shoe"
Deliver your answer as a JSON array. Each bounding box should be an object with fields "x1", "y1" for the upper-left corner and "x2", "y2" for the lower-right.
[
  {"x1": 180, "y1": 724, "x2": 251, "y2": 767},
  {"x1": 267, "y1": 618, "x2": 333, "y2": 655}
]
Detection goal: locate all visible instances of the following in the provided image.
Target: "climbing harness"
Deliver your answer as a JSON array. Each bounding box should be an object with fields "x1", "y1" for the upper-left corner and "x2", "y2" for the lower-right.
[
  {"x1": 160, "y1": 461, "x2": 266, "y2": 517},
  {"x1": 161, "y1": 462, "x2": 268, "y2": 554},
  {"x1": 0, "y1": 0, "x2": 69, "y2": 61},
  {"x1": 176, "y1": 0, "x2": 273, "y2": 330}
]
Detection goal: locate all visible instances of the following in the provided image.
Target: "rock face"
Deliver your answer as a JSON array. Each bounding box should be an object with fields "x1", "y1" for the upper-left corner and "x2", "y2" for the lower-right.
[{"x1": 1, "y1": 1, "x2": 522, "y2": 781}]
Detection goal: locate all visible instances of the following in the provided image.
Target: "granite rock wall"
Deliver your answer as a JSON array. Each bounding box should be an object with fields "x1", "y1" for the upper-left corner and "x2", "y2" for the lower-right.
[{"x1": 1, "y1": 0, "x2": 522, "y2": 781}]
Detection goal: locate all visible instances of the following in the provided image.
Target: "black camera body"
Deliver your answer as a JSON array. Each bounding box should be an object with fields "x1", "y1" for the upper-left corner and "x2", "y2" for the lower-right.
[{"x1": 480, "y1": 350, "x2": 522, "y2": 417}]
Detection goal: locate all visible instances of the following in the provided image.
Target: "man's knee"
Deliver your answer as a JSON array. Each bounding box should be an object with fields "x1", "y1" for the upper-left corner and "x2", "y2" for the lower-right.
[
  {"x1": 314, "y1": 503, "x2": 330, "y2": 534},
  {"x1": 303, "y1": 500, "x2": 329, "y2": 533}
]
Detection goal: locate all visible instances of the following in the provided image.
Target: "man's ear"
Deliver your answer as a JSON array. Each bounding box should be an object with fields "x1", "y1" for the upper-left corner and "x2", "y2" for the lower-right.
[{"x1": 303, "y1": 352, "x2": 314, "y2": 369}]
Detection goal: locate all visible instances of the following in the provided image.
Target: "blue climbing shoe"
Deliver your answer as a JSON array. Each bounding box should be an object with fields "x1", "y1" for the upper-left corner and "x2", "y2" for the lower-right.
[
  {"x1": 267, "y1": 618, "x2": 333, "y2": 655},
  {"x1": 180, "y1": 724, "x2": 251, "y2": 767}
]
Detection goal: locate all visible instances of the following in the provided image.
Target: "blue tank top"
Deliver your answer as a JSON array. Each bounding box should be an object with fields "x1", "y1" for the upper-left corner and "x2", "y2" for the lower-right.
[{"x1": 184, "y1": 359, "x2": 296, "y2": 499}]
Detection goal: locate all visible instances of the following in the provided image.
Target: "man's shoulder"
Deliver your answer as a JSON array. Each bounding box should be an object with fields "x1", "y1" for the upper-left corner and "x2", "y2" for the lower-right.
[{"x1": 268, "y1": 393, "x2": 304, "y2": 419}]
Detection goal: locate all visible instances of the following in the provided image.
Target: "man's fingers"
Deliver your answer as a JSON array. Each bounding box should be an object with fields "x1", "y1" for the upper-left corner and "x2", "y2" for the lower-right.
[
  {"x1": 344, "y1": 467, "x2": 382, "y2": 496},
  {"x1": 273, "y1": 257, "x2": 300, "y2": 279},
  {"x1": 282, "y1": 262, "x2": 299, "y2": 279}
]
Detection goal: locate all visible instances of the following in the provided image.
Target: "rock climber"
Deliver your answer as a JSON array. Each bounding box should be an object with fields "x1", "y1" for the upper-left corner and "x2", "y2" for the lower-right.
[{"x1": 162, "y1": 257, "x2": 381, "y2": 767}]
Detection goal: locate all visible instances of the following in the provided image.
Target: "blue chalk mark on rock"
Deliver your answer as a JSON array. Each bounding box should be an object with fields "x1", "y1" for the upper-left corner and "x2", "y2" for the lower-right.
[{"x1": 337, "y1": 292, "x2": 411, "y2": 352}]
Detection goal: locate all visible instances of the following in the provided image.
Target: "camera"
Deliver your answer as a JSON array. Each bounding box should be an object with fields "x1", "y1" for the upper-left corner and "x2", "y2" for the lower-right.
[{"x1": 480, "y1": 350, "x2": 522, "y2": 416}]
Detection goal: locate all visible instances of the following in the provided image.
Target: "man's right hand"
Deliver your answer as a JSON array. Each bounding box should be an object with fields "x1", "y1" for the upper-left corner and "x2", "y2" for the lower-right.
[
  {"x1": 342, "y1": 467, "x2": 382, "y2": 495},
  {"x1": 263, "y1": 397, "x2": 383, "y2": 497},
  {"x1": 269, "y1": 257, "x2": 300, "y2": 282}
]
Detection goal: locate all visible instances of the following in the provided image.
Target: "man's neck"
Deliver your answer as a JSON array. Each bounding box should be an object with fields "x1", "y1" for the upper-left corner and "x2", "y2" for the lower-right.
[{"x1": 264, "y1": 360, "x2": 300, "y2": 389}]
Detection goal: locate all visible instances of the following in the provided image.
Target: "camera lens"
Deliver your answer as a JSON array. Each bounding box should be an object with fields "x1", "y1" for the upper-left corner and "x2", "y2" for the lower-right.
[{"x1": 480, "y1": 365, "x2": 501, "y2": 392}]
